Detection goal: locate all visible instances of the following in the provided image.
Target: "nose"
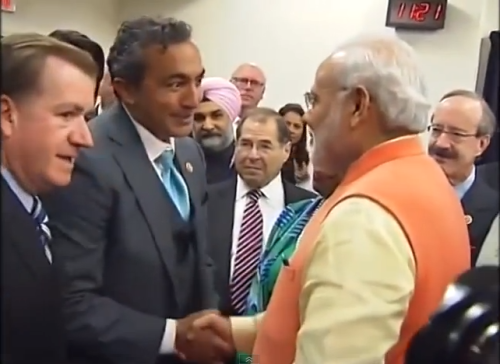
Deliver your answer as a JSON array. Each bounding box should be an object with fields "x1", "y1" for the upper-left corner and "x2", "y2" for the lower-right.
[
  {"x1": 201, "y1": 118, "x2": 215, "y2": 131},
  {"x1": 433, "y1": 132, "x2": 452, "y2": 149},
  {"x1": 182, "y1": 84, "x2": 201, "y2": 110},
  {"x1": 248, "y1": 146, "x2": 260, "y2": 159},
  {"x1": 70, "y1": 117, "x2": 94, "y2": 149}
]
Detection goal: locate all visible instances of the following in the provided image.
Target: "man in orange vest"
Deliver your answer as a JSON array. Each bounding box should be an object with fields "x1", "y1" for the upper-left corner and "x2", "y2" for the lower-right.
[{"x1": 181, "y1": 34, "x2": 471, "y2": 364}]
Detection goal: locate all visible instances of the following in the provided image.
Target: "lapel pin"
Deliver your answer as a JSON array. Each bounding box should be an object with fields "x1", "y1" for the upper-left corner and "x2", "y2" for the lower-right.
[
  {"x1": 465, "y1": 215, "x2": 473, "y2": 225},
  {"x1": 185, "y1": 162, "x2": 193, "y2": 173}
]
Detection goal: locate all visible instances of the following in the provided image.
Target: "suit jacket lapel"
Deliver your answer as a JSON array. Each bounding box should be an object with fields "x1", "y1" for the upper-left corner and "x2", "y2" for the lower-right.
[
  {"x1": 2, "y1": 178, "x2": 52, "y2": 281},
  {"x1": 104, "y1": 104, "x2": 178, "y2": 303},
  {"x1": 218, "y1": 177, "x2": 237, "y2": 302}
]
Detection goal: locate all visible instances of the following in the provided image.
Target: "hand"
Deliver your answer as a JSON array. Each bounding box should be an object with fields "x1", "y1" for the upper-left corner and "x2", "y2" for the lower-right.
[{"x1": 175, "y1": 310, "x2": 234, "y2": 364}]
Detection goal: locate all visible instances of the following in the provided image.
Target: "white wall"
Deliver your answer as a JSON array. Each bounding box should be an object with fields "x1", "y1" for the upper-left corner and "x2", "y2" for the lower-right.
[
  {"x1": 2, "y1": 0, "x2": 119, "y2": 52},
  {"x1": 117, "y1": 0, "x2": 498, "y2": 109},
  {"x1": 3, "y1": 0, "x2": 498, "y2": 109}
]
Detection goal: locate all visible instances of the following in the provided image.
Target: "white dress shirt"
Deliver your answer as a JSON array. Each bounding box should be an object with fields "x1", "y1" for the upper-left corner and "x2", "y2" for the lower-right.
[
  {"x1": 125, "y1": 107, "x2": 178, "y2": 355},
  {"x1": 230, "y1": 174, "x2": 285, "y2": 277}
]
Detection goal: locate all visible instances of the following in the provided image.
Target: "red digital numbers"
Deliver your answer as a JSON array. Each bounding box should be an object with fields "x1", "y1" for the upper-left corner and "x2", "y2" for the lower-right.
[
  {"x1": 410, "y1": 2, "x2": 430, "y2": 21},
  {"x1": 397, "y1": 2, "x2": 443, "y2": 22}
]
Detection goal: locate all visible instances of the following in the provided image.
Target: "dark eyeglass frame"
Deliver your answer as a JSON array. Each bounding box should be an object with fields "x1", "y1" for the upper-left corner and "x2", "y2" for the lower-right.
[
  {"x1": 230, "y1": 77, "x2": 264, "y2": 88},
  {"x1": 427, "y1": 124, "x2": 483, "y2": 142}
]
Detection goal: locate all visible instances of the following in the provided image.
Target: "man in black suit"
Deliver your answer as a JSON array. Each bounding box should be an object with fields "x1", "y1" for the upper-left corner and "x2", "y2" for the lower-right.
[
  {"x1": 207, "y1": 107, "x2": 316, "y2": 317},
  {"x1": 477, "y1": 161, "x2": 499, "y2": 192},
  {"x1": 42, "y1": 17, "x2": 230, "y2": 364},
  {"x1": 429, "y1": 89, "x2": 499, "y2": 265},
  {"x1": 1, "y1": 34, "x2": 96, "y2": 364}
]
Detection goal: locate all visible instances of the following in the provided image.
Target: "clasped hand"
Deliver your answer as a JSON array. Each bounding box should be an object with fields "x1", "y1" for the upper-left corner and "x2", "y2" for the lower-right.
[{"x1": 175, "y1": 310, "x2": 235, "y2": 364}]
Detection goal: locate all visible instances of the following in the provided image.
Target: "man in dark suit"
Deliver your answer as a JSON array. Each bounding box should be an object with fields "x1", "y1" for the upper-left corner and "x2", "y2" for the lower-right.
[
  {"x1": 42, "y1": 17, "x2": 229, "y2": 364},
  {"x1": 429, "y1": 89, "x2": 499, "y2": 265},
  {"x1": 207, "y1": 107, "x2": 316, "y2": 317},
  {"x1": 1, "y1": 34, "x2": 96, "y2": 364},
  {"x1": 477, "y1": 161, "x2": 499, "y2": 192}
]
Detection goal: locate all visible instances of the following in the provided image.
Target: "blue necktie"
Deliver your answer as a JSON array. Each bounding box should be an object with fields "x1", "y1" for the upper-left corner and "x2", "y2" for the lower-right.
[
  {"x1": 156, "y1": 150, "x2": 191, "y2": 220},
  {"x1": 30, "y1": 196, "x2": 52, "y2": 262}
]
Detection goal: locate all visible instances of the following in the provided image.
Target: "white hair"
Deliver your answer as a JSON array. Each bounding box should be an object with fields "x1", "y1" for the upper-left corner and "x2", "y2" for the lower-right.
[{"x1": 331, "y1": 34, "x2": 430, "y2": 133}]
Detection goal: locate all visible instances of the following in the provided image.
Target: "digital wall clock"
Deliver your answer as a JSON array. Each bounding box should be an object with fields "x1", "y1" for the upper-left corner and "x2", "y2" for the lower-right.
[{"x1": 386, "y1": 0, "x2": 448, "y2": 31}]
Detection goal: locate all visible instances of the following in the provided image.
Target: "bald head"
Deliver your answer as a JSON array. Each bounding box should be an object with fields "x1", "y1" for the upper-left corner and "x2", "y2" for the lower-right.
[
  {"x1": 230, "y1": 63, "x2": 266, "y2": 113},
  {"x1": 438, "y1": 90, "x2": 496, "y2": 137},
  {"x1": 429, "y1": 90, "x2": 495, "y2": 184}
]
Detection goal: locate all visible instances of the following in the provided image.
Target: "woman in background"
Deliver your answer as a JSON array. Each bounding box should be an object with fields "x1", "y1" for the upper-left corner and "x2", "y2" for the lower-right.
[{"x1": 278, "y1": 103, "x2": 311, "y2": 187}]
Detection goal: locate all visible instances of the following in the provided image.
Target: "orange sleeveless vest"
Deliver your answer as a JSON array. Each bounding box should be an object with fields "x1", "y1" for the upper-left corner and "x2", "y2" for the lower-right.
[{"x1": 252, "y1": 137, "x2": 470, "y2": 364}]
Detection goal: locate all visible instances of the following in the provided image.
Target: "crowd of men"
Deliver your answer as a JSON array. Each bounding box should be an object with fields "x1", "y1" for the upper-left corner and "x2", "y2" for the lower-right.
[{"x1": 1, "y1": 15, "x2": 499, "y2": 364}]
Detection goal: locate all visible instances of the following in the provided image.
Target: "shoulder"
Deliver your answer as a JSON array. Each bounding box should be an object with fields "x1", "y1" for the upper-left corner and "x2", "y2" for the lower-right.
[
  {"x1": 319, "y1": 197, "x2": 415, "y2": 269},
  {"x1": 208, "y1": 177, "x2": 236, "y2": 197},
  {"x1": 175, "y1": 137, "x2": 203, "y2": 157},
  {"x1": 284, "y1": 180, "x2": 317, "y2": 203}
]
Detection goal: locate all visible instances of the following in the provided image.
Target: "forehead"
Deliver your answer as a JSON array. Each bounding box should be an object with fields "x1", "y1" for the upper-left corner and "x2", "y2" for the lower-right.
[
  {"x1": 33, "y1": 56, "x2": 96, "y2": 109},
  {"x1": 283, "y1": 111, "x2": 302, "y2": 122},
  {"x1": 433, "y1": 96, "x2": 482, "y2": 130},
  {"x1": 196, "y1": 100, "x2": 223, "y2": 114},
  {"x1": 240, "y1": 118, "x2": 279, "y2": 141},
  {"x1": 143, "y1": 42, "x2": 202, "y2": 77},
  {"x1": 312, "y1": 59, "x2": 338, "y2": 92},
  {"x1": 232, "y1": 65, "x2": 265, "y2": 81}
]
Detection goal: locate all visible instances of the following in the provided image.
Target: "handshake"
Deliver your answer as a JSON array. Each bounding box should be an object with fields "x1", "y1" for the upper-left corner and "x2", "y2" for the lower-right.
[{"x1": 175, "y1": 310, "x2": 236, "y2": 364}]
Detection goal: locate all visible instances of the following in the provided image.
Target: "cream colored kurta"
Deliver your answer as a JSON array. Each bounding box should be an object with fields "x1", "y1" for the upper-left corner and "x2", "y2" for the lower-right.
[{"x1": 231, "y1": 197, "x2": 416, "y2": 364}]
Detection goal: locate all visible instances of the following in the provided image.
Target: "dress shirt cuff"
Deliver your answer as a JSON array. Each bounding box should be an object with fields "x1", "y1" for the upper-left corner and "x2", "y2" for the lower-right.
[
  {"x1": 159, "y1": 319, "x2": 177, "y2": 354},
  {"x1": 230, "y1": 313, "x2": 263, "y2": 354}
]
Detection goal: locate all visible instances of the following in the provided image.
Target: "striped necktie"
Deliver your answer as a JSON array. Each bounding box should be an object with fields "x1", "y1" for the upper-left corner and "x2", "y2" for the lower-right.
[
  {"x1": 231, "y1": 189, "x2": 264, "y2": 313},
  {"x1": 30, "y1": 196, "x2": 52, "y2": 263}
]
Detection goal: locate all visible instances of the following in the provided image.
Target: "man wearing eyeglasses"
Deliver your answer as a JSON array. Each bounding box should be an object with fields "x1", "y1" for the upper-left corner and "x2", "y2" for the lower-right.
[
  {"x1": 230, "y1": 63, "x2": 266, "y2": 119},
  {"x1": 429, "y1": 89, "x2": 499, "y2": 266}
]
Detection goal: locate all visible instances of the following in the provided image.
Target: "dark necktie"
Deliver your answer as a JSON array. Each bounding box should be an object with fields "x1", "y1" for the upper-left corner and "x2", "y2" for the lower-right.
[
  {"x1": 30, "y1": 196, "x2": 52, "y2": 262},
  {"x1": 231, "y1": 189, "x2": 264, "y2": 313}
]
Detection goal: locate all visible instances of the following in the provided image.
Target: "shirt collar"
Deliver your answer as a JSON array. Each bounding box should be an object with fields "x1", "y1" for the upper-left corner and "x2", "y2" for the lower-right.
[
  {"x1": 455, "y1": 166, "x2": 476, "y2": 200},
  {"x1": 1, "y1": 167, "x2": 34, "y2": 212},
  {"x1": 236, "y1": 173, "x2": 284, "y2": 206},
  {"x1": 122, "y1": 104, "x2": 175, "y2": 162}
]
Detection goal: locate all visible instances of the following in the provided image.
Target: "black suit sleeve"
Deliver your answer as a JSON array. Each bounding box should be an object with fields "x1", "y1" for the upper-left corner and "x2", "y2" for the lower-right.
[
  {"x1": 193, "y1": 141, "x2": 219, "y2": 309},
  {"x1": 44, "y1": 154, "x2": 165, "y2": 364}
]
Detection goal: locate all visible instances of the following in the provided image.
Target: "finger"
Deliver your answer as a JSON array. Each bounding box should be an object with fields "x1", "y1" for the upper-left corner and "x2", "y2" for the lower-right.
[{"x1": 192, "y1": 312, "x2": 219, "y2": 329}]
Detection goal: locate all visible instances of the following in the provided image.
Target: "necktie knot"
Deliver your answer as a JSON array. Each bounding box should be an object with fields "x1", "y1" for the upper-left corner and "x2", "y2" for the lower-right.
[
  {"x1": 157, "y1": 149, "x2": 174, "y2": 170},
  {"x1": 30, "y1": 197, "x2": 47, "y2": 226},
  {"x1": 247, "y1": 189, "x2": 263, "y2": 202}
]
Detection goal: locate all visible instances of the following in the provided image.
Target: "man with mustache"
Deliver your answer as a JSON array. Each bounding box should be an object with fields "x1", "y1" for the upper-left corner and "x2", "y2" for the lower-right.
[
  {"x1": 429, "y1": 90, "x2": 499, "y2": 265},
  {"x1": 193, "y1": 77, "x2": 241, "y2": 184},
  {"x1": 183, "y1": 34, "x2": 471, "y2": 364}
]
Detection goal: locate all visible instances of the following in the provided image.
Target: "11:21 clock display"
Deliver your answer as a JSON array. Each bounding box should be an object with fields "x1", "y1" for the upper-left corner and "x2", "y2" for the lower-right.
[{"x1": 386, "y1": 0, "x2": 448, "y2": 30}]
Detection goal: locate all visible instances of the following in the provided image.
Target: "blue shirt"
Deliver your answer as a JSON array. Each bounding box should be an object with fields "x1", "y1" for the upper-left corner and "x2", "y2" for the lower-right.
[
  {"x1": 1, "y1": 167, "x2": 34, "y2": 212},
  {"x1": 455, "y1": 167, "x2": 475, "y2": 200}
]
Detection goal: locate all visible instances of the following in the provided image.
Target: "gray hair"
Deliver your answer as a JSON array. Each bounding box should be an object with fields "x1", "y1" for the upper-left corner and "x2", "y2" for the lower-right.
[
  {"x1": 331, "y1": 34, "x2": 430, "y2": 133},
  {"x1": 440, "y1": 89, "x2": 496, "y2": 137},
  {"x1": 107, "y1": 17, "x2": 192, "y2": 87}
]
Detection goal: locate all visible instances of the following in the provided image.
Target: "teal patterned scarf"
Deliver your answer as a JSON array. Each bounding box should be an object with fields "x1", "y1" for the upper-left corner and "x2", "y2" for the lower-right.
[{"x1": 236, "y1": 196, "x2": 323, "y2": 363}]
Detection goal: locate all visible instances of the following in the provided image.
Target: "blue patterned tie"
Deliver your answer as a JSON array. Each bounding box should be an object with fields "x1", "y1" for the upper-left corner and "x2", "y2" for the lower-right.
[
  {"x1": 30, "y1": 196, "x2": 52, "y2": 262},
  {"x1": 156, "y1": 150, "x2": 191, "y2": 220}
]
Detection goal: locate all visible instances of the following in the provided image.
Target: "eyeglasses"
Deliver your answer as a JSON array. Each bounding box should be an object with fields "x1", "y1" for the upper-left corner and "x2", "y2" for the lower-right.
[
  {"x1": 231, "y1": 77, "x2": 264, "y2": 88},
  {"x1": 427, "y1": 125, "x2": 480, "y2": 143}
]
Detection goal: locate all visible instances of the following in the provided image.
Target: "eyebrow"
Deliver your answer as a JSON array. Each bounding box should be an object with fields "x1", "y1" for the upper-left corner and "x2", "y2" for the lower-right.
[
  {"x1": 167, "y1": 69, "x2": 206, "y2": 81},
  {"x1": 55, "y1": 103, "x2": 87, "y2": 113}
]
